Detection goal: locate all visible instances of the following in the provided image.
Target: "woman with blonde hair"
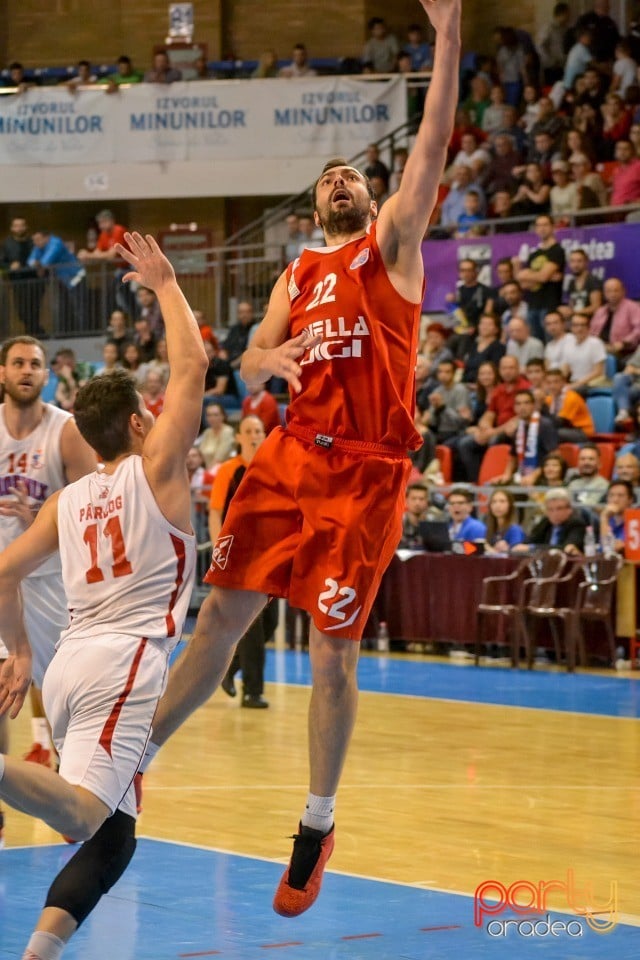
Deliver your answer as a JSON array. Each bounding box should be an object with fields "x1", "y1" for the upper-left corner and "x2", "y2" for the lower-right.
[{"x1": 197, "y1": 402, "x2": 236, "y2": 470}]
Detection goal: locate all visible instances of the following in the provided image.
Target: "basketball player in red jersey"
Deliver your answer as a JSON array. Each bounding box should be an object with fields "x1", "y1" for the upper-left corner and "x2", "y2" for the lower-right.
[
  {"x1": 144, "y1": 0, "x2": 462, "y2": 918},
  {"x1": 0, "y1": 234, "x2": 207, "y2": 960}
]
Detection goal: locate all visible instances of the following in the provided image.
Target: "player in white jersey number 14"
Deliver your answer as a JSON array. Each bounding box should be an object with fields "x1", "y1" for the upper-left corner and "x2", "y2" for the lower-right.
[{"x1": 0, "y1": 335, "x2": 96, "y2": 849}]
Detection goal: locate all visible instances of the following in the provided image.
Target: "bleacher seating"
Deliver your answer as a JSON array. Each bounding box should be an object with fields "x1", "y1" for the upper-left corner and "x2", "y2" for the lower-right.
[
  {"x1": 0, "y1": 57, "x2": 355, "y2": 89},
  {"x1": 435, "y1": 444, "x2": 453, "y2": 483},
  {"x1": 558, "y1": 442, "x2": 580, "y2": 468},
  {"x1": 586, "y1": 395, "x2": 616, "y2": 434},
  {"x1": 478, "y1": 445, "x2": 511, "y2": 487},
  {"x1": 595, "y1": 442, "x2": 616, "y2": 479}
]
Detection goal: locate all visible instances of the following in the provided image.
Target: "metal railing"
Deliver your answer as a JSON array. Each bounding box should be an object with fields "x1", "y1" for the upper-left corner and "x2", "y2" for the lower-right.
[
  {"x1": 4, "y1": 200, "x2": 638, "y2": 342},
  {"x1": 432, "y1": 202, "x2": 640, "y2": 237},
  {"x1": 0, "y1": 244, "x2": 282, "y2": 339},
  {"x1": 4, "y1": 206, "x2": 637, "y2": 342}
]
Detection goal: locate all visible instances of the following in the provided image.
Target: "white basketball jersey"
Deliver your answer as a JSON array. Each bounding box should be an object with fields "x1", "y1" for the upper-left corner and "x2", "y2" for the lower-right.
[
  {"x1": 57, "y1": 456, "x2": 196, "y2": 650},
  {"x1": 0, "y1": 402, "x2": 70, "y2": 577}
]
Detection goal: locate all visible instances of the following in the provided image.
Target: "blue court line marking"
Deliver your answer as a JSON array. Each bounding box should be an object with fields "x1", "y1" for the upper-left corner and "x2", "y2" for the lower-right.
[
  {"x1": 0, "y1": 839, "x2": 636, "y2": 960},
  {"x1": 263, "y1": 649, "x2": 640, "y2": 718},
  {"x1": 173, "y1": 640, "x2": 640, "y2": 718}
]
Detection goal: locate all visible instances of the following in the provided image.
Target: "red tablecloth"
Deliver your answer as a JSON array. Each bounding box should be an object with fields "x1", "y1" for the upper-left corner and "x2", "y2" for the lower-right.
[{"x1": 370, "y1": 552, "x2": 521, "y2": 645}]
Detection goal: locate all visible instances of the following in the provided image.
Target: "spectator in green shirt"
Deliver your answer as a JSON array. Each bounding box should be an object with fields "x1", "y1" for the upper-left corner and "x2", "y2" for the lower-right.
[{"x1": 100, "y1": 55, "x2": 144, "y2": 93}]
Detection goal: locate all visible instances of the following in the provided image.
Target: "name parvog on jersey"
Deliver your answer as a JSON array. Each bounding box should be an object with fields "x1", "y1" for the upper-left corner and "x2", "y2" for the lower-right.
[{"x1": 474, "y1": 870, "x2": 618, "y2": 939}]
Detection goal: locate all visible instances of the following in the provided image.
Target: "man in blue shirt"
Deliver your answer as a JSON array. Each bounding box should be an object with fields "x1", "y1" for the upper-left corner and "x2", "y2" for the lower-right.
[
  {"x1": 28, "y1": 230, "x2": 86, "y2": 333},
  {"x1": 446, "y1": 487, "x2": 487, "y2": 542},
  {"x1": 600, "y1": 480, "x2": 635, "y2": 554},
  {"x1": 563, "y1": 27, "x2": 594, "y2": 91},
  {"x1": 403, "y1": 23, "x2": 433, "y2": 71},
  {"x1": 440, "y1": 166, "x2": 486, "y2": 228}
]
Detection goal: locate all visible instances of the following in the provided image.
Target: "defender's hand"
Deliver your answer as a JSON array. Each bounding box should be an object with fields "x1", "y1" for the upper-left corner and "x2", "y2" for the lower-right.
[
  {"x1": 115, "y1": 232, "x2": 176, "y2": 291},
  {"x1": 0, "y1": 652, "x2": 32, "y2": 719},
  {"x1": 263, "y1": 330, "x2": 322, "y2": 393}
]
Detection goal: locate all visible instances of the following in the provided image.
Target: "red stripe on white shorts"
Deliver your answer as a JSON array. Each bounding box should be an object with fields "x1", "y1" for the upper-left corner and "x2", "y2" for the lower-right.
[{"x1": 98, "y1": 637, "x2": 148, "y2": 758}]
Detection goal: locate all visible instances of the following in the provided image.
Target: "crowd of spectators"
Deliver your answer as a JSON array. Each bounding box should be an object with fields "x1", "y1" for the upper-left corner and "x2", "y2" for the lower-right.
[
  {"x1": 0, "y1": 19, "x2": 435, "y2": 92},
  {"x1": 401, "y1": 457, "x2": 638, "y2": 559},
  {"x1": 5, "y1": 5, "x2": 640, "y2": 224},
  {"x1": 403, "y1": 256, "x2": 640, "y2": 557},
  {"x1": 262, "y1": 6, "x2": 640, "y2": 259},
  {"x1": 426, "y1": 2, "x2": 640, "y2": 229}
]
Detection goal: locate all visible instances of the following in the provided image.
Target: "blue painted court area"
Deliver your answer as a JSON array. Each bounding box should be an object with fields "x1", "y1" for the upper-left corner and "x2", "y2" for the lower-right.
[
  {"x1": 0, "y1": 840, "x2": 635, "y2": 960},
  {"x1": 265, "y1": 649, "x2": 640, "y2": 718}
]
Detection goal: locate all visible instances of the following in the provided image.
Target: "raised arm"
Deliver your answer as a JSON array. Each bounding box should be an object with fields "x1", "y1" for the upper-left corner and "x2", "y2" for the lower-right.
[
  {"x1": 115, "y1": 233, "x2": 208, "y2": 528},
  {"x1": 376, "y1": 0, "x2": 461, "y2": 298}
]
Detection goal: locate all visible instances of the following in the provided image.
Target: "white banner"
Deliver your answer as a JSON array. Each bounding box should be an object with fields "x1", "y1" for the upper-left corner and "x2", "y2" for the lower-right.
[
  {"x1": 0, "y1": 90, "x2": 111, "y2": 165},
  {"x1": 0, "y1": 77, "x2": 407, "y2": 167}
]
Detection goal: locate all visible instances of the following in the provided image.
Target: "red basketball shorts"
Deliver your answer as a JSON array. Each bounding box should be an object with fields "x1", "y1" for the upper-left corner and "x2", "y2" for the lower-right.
[{"x1": 205, "y1": 426, "x2": 410, "y2": 640}]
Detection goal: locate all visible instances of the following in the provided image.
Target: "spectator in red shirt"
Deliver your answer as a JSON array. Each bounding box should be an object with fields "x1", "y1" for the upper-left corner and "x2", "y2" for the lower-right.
[
  {"x1": 142, "y1": 368, "x2": 165, "y2": 419},
  {"x1": 77, "y1": 209, "x2": 133, "y2": 313},
  {"x1": 611, "y1": 139, "x2": 640, "y2": 205},
  {"x1": 193, "y1": 308, "x2": 219, "y2": 349},
  {"x1": 242, "y1": 384, "x2": 282, "y2": 434},
  {"x1": 448, "y1": 106, "x2": 485, "y2": 163},
  {"x1": 601, "y1": 93, "x2": 632, "y2": 160},
  {"x1": 453, "y1": 354, "x2": 530, "y2": 481},
  {"x1": 77, "y1": 209, "x2": 128, "y2": 264}
]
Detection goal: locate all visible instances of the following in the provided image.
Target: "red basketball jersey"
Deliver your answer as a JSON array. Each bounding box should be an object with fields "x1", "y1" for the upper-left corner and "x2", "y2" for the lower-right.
[{"x1": 285, "y1": 221, "x2": 422, "y2": 450}]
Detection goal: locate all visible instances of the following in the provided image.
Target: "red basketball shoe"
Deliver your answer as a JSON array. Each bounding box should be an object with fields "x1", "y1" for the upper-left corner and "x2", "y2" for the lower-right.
[
  {"x1": 273, "y1": 823, "x2": 335, "y2": 917},
  {"x1": 23, "y1": 743, "x2": 51, "y2": 767}
]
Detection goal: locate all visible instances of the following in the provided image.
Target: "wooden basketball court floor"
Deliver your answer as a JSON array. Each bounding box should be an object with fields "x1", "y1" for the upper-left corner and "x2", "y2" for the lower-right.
[{"x1": 1, "y1": 644, "x2": 639, "y2": 959}]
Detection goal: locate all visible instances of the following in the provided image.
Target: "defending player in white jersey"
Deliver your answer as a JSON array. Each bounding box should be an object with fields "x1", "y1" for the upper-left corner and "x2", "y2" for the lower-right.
[
  {"x1": 0, "y1": 336, "x2": 96, "y2": 846},
  {"x1": 0, "y1": 233, "x2": 207, "y2": 960}
]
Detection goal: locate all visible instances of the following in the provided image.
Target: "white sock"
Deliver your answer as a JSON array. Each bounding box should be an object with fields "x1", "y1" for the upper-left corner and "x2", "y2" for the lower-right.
[
  {"x1": 301, "y1": 793, "x2": 335, "y2": 833},
  {"x1": 23, "y1": 931, "x2": 65, "y2": 960},
  {"x1": 0, "y1": 754, "x2": 4, "y2": 781},
  {"x1": 31, "y1": 718, "x2": 51, "y2": 750},
  {"x1": 138, "y1": 740, "x2": 160, "y2": 774}
]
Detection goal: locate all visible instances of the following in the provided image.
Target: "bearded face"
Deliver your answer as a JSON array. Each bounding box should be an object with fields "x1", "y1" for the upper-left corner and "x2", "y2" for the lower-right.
[
  {"x1": 314, "y1": 168, "x2": 375, "y2": 238},
  {"x1": 3, "y1": 378, "x2": 43, "y2": 407},
  {"x1": 0, "y1": 345, "x2": 47, "y2": 408}
]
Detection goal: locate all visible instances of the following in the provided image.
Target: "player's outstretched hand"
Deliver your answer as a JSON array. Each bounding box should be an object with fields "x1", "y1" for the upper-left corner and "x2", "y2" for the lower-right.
[
  {"x1": 0, "y1": 652, "x2": 32, "y2": 719},
  {"x1": 419, "y1": 0, "x2": 461, "y2": 39},
  {"x1": 264, "y1": 329, "x2": 321, "y2": 394},
  {"x1": 114, "y1": 232, "x2": 176, "y2": 291}
]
